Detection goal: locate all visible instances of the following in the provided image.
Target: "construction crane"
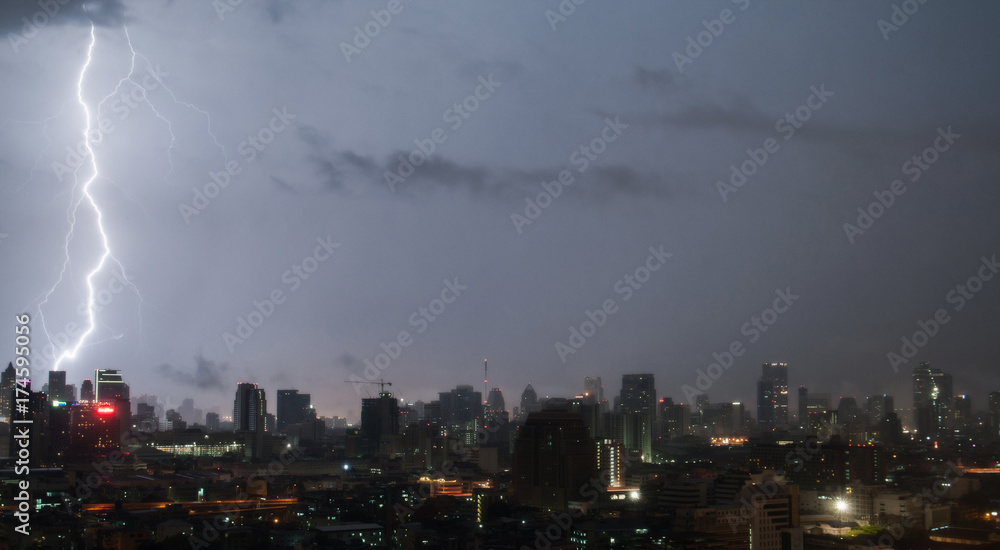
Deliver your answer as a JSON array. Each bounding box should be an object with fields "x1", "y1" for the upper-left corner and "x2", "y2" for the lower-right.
[{"x1": 345, "y1": 378, "x2": 392, "y2": 395}]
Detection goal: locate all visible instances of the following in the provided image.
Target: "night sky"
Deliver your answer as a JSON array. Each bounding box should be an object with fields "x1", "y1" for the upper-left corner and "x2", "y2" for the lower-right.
[{"x1": 2, "y1": 1, "x2": 998, "y2": 423}]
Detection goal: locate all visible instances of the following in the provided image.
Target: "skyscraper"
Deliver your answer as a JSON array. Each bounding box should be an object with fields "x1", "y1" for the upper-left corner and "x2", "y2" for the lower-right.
[
  {"x1": 48, "y1": 370, "x2": 72, "y2": 403},
  {"x1": 620, "y1": 374, "x2": 655, "y2": 461},
  {"x1": 276, "y1": 389, "x2": 311, "y2": 431},
  {"x1": 519, "y1": 383, "x2": 539, "y2": 418},
  {"x1": 485, "y1": 387, "x2": 507, "y2": 427},
  {"x1": 866, "y1": 394, "x2": 894, "y2": 423},
  {"x1": 360, "y1": 391, "x2": 399, "y2": 457},
  {"x1": 757, "y1": 363, "x2": 789, "y2": 430},
  {"x1": 95, "y1": 369, "x2": 130, "y2": 439},
  {"x1": 0, "y1": 363, "x2": 15, "y2": 421},
  {"x1": 439, "y1": 384, "x2": 483, "y2": 430},
  {"x1": 512, "y1": 410, "x2": 597, "y2": 510},
  {"x1": 584, "y1": 376, "x2": 607, "y2": 412},
  {"x1": 234, "y1": 382, "x2": 267, "y2": 460},
  {"x1": 80, "y1": 378, "x2": 94, "y2": 401},
  {"x1": 913, "y1": 362, "x2": 952, "y2": 437},
  {"x1": 987, "y1": 391, "x2": 1000, "y2": 445},
  {"x1": 798, "y1": 386, "x2": 808, "y2": 427},
  {"x1": 95, "y1": 369, "x2": 128, "y2": 401},
  {"x1": 233, "y1": 383, "x2": 267, "y2": 432}
]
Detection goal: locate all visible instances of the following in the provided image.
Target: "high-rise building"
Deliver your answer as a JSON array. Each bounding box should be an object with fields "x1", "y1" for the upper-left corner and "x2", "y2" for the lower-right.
[
  {"x1": 913, "y1": 363, "x2": 952, "y2": 437},
  {"x1": 233, "y1": 383, "x2": 267, "y2": 432},
  {"x1": 95, "y1": 369, "x2": 130, "y2": 439},
  {"x1": 987, "y1": 391, "x2": 1000, "y2": 445},
  {"x1": 80, "y1": 378, "x2": 95, "y2": 401},
  {"x1": 47, "y1": 370, "x2": 74, "y2": 403},
  {"x1": 798, "y1": 386, "x2": 808, "y2": 427},
  {"x1": 866, "y1": 394, "x2": 894, "y2": 423},
  {"x1": 276, "y1": 389, "x2": 311, "y2": 431},
  {"x1": 67, "y1": 401, "x2": 121, "y2": 461},
  {"x1": 95, "y1": 369, "x2": 128, "y2": 401},
  {"x1": 757, "y1": 363, "x2": 788, "y2": 430},
  {"x1": 659, "y1": 397, "x2": 690, "y2": 440},
  {"x1": 838, "y1": 397, "x2": 860, "y2": 424},
  {"x1": 512, "y1": 410, "x2": 597, "y2": 510},
  {"x1": 360, "y1": 391, "x2": 399, "y2": 457},
  {"x1": 952, "y1": 395, "x2": 971, "y2": 429},
  {"x1": 584, "y1": 376, "x2": 607, "y2": 412},
  {"x1": 439, "y1": 384, "x2": 483, "y2": 430},
  {"x1": 205, "y1": 412, "x2": 220, "y2": 433},
  {"x1": 620, "y1": 374, "x2": 655, "y2": 461},
  {"x1": 519, "y1": 383, "x2": 539, "y2": 419},
  {"x1": 620, "y1": 374, "x2": 656, "y2": 418},
  {"x1": 0, "y1": 363, "x2": 15, "y2": 421},
  {"x1": 234, "y1": 383, "x2": 267, "y2": 460},
  {"x1": 485, "y1": 387, "x2": 507, "y2": 427}
]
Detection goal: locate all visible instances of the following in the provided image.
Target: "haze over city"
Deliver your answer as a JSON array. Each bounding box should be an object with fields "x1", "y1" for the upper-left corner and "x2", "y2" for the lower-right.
[{"x1": 2, "y1": 0, "x2": 999, "y2": 423}]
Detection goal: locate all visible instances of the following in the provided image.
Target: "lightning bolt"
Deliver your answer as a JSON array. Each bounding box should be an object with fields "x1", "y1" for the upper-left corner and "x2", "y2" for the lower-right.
[
  {"x1": 35, "y1": 13, "x2": 227, "y2": 372},
  {"x1": 37, "y1": 23, "x2": 119, "y2": 371}
]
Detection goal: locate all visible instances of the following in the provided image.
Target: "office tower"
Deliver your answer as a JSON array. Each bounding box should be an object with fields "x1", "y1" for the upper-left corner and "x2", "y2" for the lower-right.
[
  {"x1": 913, "y1": 363, "x2": 952, "y2": 437},
  {"x1": 620, "y1": 374, "x2": 655, "y2": 461},
  {"x1": 0, "y1": 363, "x2": 15, "y2": 421},
  {"x1": 361, "y1": 391, "x2": 399, "y2": 457},
  {"x1": 438, "y1": 384, "x2": 483, "y2": 431},
  {"x1": 866, "y1": 394, "x2": 894, "y2": 423},
  {"x1": 584, "y1": 376, "x2": 607, "y2": 412},
  {"x1": 988, "y1": 391, "x2": 1000, "y2": 444},
  {"x1": 519, "y1": 383, "x2": 539, "y2": 418},
  {"x1": 837, "y1": 397, "x2": 860, "y2": 425},
  {"x1": 276, "y1": 389, "x2": 311, "y2": 431},
  {"x1": 67, "y1": 401, "x2": 120, "y2": 461},
  {"x1": 95, "y1": 369, "x2": 128, "y2": 401},
  {"x1": 620, "y1": 374, "x2": 656, "y2": 419},
  {"x1": 234, "y1": 383, "x2": 267, "y2": 460},
  {"x1": 930, "y1": 369, "x2": 953, "y2": 435},
  {"x1": 660, "y1": 398, "x2": 691, "y2": 440},
  {"x1": 485, "y1": 387, "x2": 507, "y2": 427},
  {"x1": 233, "y1": 383, "x2": 267, "y2": 432},
  {"x1": 48, "y1": 370, "x2": 72, "y2": 403},
  {"x1": 952, "y1": 395, "x2": 971, "y2": 429},
  {"x1": 757, "y1": 363, "x2": 789, "y2": 430},
  {"x1": 205, "y1": 412, "x2": 220, "y2": 433},
  {"x1": 80, "y1": 378, "x2": 94, "y2": 401},
  {"x1": 798, "y1": 386, "x2": 808, "y2": 427},
  {"x1": 95, "y1": 369, "x2": 130, "y2": 439},
  {"x1": 512, "y1": 410, "x2": 597, "y2": 510},
  {"x1": 134, "y1": 402, "x2": 157, "y2": 431}
]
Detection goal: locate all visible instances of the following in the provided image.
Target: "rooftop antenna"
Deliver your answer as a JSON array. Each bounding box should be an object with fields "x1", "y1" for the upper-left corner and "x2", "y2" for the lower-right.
[{"x1": 484, "y1": 358, "x2": 488, "y2": 406}]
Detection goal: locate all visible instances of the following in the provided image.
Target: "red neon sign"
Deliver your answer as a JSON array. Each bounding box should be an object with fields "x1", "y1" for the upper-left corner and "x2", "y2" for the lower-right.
[{"x1": 97, "y1": 406, "x2": 115, "y2": 415}]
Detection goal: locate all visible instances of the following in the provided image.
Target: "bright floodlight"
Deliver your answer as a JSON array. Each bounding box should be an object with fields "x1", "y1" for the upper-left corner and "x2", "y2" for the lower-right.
[
  {"x1": 836, "y1": 500, "x2": 848, "y2": 512},
  {"x1": 630, "y1": 491, "x2": 640, "y2": 500}
]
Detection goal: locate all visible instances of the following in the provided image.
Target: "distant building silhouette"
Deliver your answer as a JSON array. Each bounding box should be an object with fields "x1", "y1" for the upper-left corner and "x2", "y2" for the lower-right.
[
  {"x1": 277, "y1": 389, "x2": 310, "y2": 431},
  {"x1": 360, "y1": 391, "x2": 399, "y2": 457},
  {"x1": 757, "y1": 363, "x2": 788, "y2": 430},
  {"x1": 512, "y1": 410, "x2": 597, "y2": 510},
  {"x1": 620, "y1": 374, "x2": 655, "y2": 461}
]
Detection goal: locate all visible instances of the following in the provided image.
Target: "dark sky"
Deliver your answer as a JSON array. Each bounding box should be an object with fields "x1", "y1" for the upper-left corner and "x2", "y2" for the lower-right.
[{"x1": 2, "y1": 1, "x2": 999, "y2": 424}]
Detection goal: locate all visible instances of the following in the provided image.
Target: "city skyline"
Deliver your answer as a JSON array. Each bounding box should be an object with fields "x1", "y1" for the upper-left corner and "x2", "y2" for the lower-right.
[{"x1": 18, "y1": 361, "x2": 996, "y2": 432}]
